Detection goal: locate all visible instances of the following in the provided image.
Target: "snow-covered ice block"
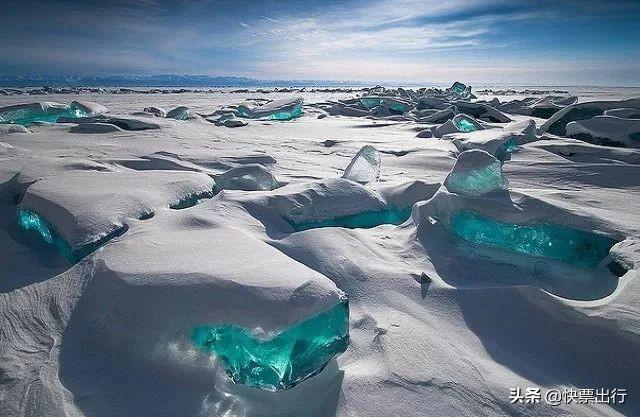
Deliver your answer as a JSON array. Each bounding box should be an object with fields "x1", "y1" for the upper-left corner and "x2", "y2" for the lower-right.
[
  {"x1": 359, "y1": 96, "x2": 413, "y2": 113},
  {"x1": 18, "y1": 170, "x2": 215, "y2": 261},
  {"x1": 566, "y1": 116, "x2": 640, "y2": 148},
  {"x1": 447, "y1": 120, "x2": 535, "y2": 160},
  {"x1": 432, "y1": 114, "x2": 484, "y2": 137},
  {"x1": 448, "y1": 81, "x2": 472, "y2": 99},
  {"x1": 453, "y1": 101, "x2": 511, "y2": 123},
  {"x1": 603, "y1": 108, "x2": 640, "y2": 119},
  {"x1": 417, "y1": 105, "x2": 457, "y2": 123},
  {"x1": 69, "y1": 122, "x2": 123, "y2": 133},
  {"x1": 342, "y1": 145, "x2": 381, "y2": 183},
  {"x1": 166, "y1": 106, "x2": 192, "y2": 120},
  {"x1": 215, "y1": 164, "x2": 279, "y2": 191},
  {"x1": 70, "y1": 101, "x2": 109, "y2": 117},
  {"x1": 59, "y1": 115, "x2": 164, "y2": 130},
  {"x1": 541, "y1": 98, "x2": 640, "y2": 136},
  {"x1": 236, "y1": 97, "x2": 303, "y2": 120},
  {"x1": 142, "y1": 106, "x2": 167, "y2": 117},
  {"x1": 443, "y1": 149, "x2": 506, "y2": 196},
  {"x1": 84, "y1": 215, "x2": 348, "y2": 391}
]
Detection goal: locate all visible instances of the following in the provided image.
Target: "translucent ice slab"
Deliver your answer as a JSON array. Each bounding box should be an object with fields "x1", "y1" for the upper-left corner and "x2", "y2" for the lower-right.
[
  {"x1": 449, "y1": 210, "x2": 617, "y2": 268},
  {"x1": 192, "y1": 297, "x2": 349, "y2": 391},
  {"x1": 0, "y1": 102, "x2": 88, "y2": 126},
  {"x1": 342, "y1": 145, "x2": 381, "y2": 183}
]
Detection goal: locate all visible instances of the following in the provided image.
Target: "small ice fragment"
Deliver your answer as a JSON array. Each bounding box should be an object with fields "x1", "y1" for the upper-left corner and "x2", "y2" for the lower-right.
[
  {"x1": 342, "y1": 145, "x2": 381, "y2": 183},
  {"x1": 443, "y1": 149, "x2": 506, "y2": 196},
  {"x1": 236, "y1": 98, "x2": 303, "y2": 120}
]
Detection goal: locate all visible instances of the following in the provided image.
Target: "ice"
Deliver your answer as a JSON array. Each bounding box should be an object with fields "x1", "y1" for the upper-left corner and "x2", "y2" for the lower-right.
[
  {"x1": 449, "y1": 210, "x2": 618, "y2": 268},
  {"x1": 0, "y1": 102, "x2": 88, "y2": 126},
  {"x1": 452, "y1": 102, "x2": 512, "y2": 123},
  {"x1": 448, "y1": 81, "x2": 471, "y2": 99},
  {"x1": 143, "y1": 106, "x2": 167, "y2": 117},
  {"x1": 192, "y1": 296, "x2": 348, "y2": 391},
  {"x1": 16, "y1": 208, "x2": 126, "y2": 262},
  {"x1": 443, "y1": 150, "x2": 506, "y2": 196},
  {"x1": 236, "y1": 97, "x2": 303, "y2": 120},
  {"x1": 448, "y1": 120, "x2": 535, "y2": 160},
  {"x1": 342, "y1": 145, "x2": 381, "y2": 183},
  {"x1": 566, "y1": 116, "x2": 640, "y2": 148},
  {"x1": 454, "y1": 117, "x2": 479, "y2": 133},
  {"x1": 541, "y1": 98, "x2": 640, "y2": 136},
  {"x1": 214, "y1": 164, "x2": 279, "y2": 191},
  {"x1": 166, "y1": 106, "x2": 192, "y2": 120}
]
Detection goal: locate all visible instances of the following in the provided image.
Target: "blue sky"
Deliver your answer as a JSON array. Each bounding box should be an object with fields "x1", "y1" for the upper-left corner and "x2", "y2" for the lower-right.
[{"x1": 1, "y1": 0, "x2": 639, "y2": 85}]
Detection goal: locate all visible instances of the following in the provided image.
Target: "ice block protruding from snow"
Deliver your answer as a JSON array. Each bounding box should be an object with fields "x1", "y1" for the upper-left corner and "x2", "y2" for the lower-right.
[
  {"x1": 566, "y1": 116, "x2": 640, "y2": 148},
  {"x1": 449, "y1": 210, "x2": 618, "y2": 269},
  {"x1": 215, "y1": 164, "x2": 279, "y2": 191},
  {"x1": 0, "y1": 102, "x2": 88, "y2": 126},
  {"x1": 448, "y1": 82, "x2": 472, "y2": 99},
  {"x1": 236, "y1": 97, "x2": 303, "y2": 120},
  {"x1": 192, "y1": 295, "x2": 348, "y2": 391},
  {"x1": 342, "y1": 145, "x2": 381, "y2": 183},
  {"x1": 443, "y1": 149, "x2": 506, "y2": 196},
  {"x1": 432, "y1": 114, "x2": 484, "y2": 137},
  {"x1": 166, "y1": 106, "x2": 192, "y2": 120},
  {"x1": 448, "y1": 120, "x2": 536, "y2": 160}
]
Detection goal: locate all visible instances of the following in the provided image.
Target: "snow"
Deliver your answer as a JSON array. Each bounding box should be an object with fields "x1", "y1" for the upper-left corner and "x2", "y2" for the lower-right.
[{"x1": 1, "y1": 86, "x2": 640, "y2": 417}]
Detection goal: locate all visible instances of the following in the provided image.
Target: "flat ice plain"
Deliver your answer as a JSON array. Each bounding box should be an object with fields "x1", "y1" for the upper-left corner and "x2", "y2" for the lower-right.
[{"x1": 1, "y1": 84, "x2": 640, "y2": 417}]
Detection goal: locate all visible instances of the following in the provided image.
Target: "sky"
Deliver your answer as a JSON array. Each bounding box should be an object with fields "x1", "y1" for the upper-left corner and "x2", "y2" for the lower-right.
[{"x1": 1, "y1": 0, "x2": 639, "y2": 85}]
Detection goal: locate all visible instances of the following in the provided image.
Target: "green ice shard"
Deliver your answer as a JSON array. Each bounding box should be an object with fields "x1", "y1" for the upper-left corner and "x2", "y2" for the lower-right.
[
  {"x1": 192, "y1": 298, "x2": 349, "y2": 391},
  {"x1": 262, "y1": 102, "x2": 303, "y2": 120},
  {"x1": 17, "y1": 208, "x2": 125, "y2": 263},
  {"x1": 449, "y1": 210, "x2": 617, "y2": 268},
  {"x1": 454, "y1": 117, "x2": 478, "y2": 133},
  {"x1": 0, "y1": 103, "x2": 88, "y2": 126},
  {"x1": 291, "y1": 207, "x2": 412, "y2": 231}
]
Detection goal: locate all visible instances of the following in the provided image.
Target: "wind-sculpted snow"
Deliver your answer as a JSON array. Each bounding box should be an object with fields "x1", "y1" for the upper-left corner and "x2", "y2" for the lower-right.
[
  {"x1": 1, "y1": 86, "x2": 640, "y2": 417},
  {"x1": 18, "y1": 170, "x2": 215, "y2": 258}
]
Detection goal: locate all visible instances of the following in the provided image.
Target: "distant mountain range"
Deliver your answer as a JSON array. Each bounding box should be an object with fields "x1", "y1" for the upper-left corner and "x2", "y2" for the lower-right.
[{"x1": 0, "y1": 75, "x2": 371, "y2": 88}]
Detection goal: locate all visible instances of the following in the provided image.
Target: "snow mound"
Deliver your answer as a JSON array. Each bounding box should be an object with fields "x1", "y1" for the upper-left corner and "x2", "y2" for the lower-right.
[
  {"x1": 69, "y1": 122, "x2": 123, "y2": 133},
  {"x1": 0, "y1": 124, "x2": 30, "y2": 135},
  {"x1": 18, "y1": 170, "x2": 215, "y2": 259}
]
